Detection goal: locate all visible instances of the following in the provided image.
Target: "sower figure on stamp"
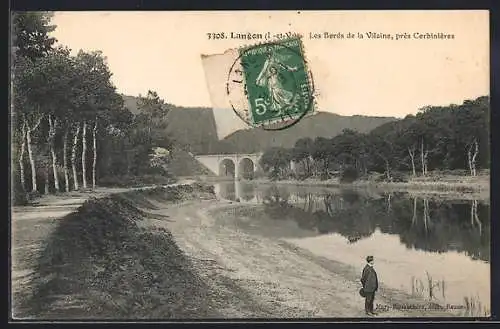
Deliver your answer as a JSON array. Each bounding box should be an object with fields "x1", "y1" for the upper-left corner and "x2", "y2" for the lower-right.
[
  {"x1": 255, "y1": 53, "x2": 299, "y2": 114},
  {"x1": 360, "y1": 255, "x2": 379, "y2": 316}
]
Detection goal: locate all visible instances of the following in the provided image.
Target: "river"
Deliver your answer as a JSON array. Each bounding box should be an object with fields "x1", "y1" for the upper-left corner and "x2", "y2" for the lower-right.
[{"x1": 213, "y1": 180, "x2": 490, "y2": 315}]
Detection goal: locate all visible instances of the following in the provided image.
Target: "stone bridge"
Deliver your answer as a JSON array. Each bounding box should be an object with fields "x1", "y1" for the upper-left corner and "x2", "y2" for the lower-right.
[{"x1": 194, "y1": 153, "x2": 263, "y2": 179}]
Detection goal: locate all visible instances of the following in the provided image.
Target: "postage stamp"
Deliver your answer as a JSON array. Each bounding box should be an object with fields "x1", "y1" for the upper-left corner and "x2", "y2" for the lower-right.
[{"x1": 226, "y1": 37, "x2": 315, "y2": 130}]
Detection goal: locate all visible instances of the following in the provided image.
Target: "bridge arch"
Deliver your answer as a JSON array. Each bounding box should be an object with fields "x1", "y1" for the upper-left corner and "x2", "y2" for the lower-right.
[
  {"x1": 219, "y1": 158, "x2": 236, "y2": 178},
  {"x1": 238, "y1": 157, "x2": 255, "y2": 180}
]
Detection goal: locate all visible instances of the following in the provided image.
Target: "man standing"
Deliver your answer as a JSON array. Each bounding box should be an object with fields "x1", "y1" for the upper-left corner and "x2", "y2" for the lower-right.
[{"x1": 360, "y1": 255, "x2": 379, "y2": 316}]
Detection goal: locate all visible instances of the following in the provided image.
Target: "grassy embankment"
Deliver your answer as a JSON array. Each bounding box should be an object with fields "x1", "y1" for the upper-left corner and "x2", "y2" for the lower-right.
[
  {"x1": 14, "y1": 184, "x2": 221, "y2": 320},
  {"x1": 254, "y1": 170, "x2": 489, "y2": 196}
]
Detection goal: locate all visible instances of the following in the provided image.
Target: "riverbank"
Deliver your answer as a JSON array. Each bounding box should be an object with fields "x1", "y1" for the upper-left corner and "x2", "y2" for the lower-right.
[
  {"x1": 250, "y1": 172, "x2": 489, "y2": 201},
  {"x1": 12, "y1": 184, "x2": 482, "y2": 319}
]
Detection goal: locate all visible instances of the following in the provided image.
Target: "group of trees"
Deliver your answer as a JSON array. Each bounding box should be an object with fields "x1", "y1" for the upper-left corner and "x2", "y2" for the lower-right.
[
  {"x1": 12, "y1": 12, "x2": 173, "y2": 203},
  {"x1": 259, "y1": 96, "x2": 489, "y2": 181}
]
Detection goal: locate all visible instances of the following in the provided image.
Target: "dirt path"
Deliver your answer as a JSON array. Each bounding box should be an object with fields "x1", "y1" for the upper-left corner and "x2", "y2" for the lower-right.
[
  {"x1": 142, "y1": 199, "x2": 459, "y2": 318},
  {"x1": 10, "y1": 182, "x2": 197, "y2": 319},
  {"x1": 11, "y1": 188, "x2": 136, "y2": 316}
]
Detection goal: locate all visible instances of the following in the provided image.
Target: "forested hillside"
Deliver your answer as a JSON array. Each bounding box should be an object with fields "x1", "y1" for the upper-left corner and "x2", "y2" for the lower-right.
[
  {"x1": 122, "y1": 95, "x2": 396, "y2": 154},
  {"x1": 260, "y1": 96, "x2": 490, "y2": 180}
]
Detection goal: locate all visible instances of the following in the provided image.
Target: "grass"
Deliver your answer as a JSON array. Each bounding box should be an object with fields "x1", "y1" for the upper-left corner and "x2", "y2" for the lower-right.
[
  {"x1": 463, "y1": 295, "x2": 490, "y2": 317},
  {"x1": 410, "y1": 272, "x2": 490, "y2": 317},
  {"x1": 97, "y1": 174, "x2": 178, "y2": 188},
  {"x1": 16, "y1": 184, "x2": 221, "y2": 320}
]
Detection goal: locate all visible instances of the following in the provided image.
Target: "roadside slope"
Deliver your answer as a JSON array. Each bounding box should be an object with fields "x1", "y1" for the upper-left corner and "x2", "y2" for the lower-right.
[{"x1": 12, "y1": 185, "x2": 220, "y2": 320}]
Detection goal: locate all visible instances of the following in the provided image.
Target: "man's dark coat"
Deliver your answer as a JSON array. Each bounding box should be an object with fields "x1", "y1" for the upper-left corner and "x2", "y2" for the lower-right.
[{"x1": 360, "y1": 264, "x2": 378, "y2": 293}]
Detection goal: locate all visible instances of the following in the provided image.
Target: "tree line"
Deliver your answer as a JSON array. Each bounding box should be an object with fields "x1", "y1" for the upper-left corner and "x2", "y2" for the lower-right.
[
  {"x1": 259, "y1": 96, "x2": 489, "y2": 181},
  {"x1": 12, "y1": 12, "x2": 173, "y2": 204}
]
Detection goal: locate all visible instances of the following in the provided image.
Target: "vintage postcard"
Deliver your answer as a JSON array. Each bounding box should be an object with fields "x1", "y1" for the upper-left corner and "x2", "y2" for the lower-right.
[{"x1": 10, "y1": 10, "x2": 490, "y2": 321}]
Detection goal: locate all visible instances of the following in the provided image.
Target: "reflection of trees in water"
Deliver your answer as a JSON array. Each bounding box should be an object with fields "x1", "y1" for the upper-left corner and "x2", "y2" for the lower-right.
[
  {"x1": 218, "y1": 182, "x2": 236, "y2": 200},
  {"x1": 262, "y1": 185, "x2": 292, "y2": 219},
  {"x1": 394, "y1": 198, "x2": 490, "y2": 262},
  {"x1": 261, "y1": 186, "x2": 490, "y2": 262},
  {"x1": 240, "y1": 183, "x2": 256, "y2": 201}
]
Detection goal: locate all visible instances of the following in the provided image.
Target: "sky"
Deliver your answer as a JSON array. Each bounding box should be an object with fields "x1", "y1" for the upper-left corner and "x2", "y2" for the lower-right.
[{"x1": 50, "y1": 11, "x2": 489, "y2": 119}]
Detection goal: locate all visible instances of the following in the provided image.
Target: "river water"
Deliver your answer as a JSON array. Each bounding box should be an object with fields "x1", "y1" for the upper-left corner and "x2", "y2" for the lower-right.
[{"x1": 214, "y1": 181, "x2": 490, "y2": 314}]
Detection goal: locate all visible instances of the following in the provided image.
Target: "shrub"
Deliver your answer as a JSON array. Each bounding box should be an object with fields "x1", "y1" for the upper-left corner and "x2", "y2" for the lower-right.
[
  {"x1": 319, "y1": 172, "x2": 329, "y2": 181},
  {"x1": 268, "y1": 169, "x2": 280, "y2": 181},
  {"x1": 340, "y1": 167, "x2": 359, "y2": 183},
  {"x1": 391, "y1": 171, "x2": 408, "y2": 183}
]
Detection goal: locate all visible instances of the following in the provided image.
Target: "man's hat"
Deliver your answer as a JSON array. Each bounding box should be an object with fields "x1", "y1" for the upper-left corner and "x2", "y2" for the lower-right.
[{"x1": 366, "y1": 256, "x2": 374, "y2": 262}]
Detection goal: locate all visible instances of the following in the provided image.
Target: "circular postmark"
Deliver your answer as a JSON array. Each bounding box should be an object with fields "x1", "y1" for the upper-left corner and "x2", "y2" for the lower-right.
[{"x1": 226, "y1": 37, "x2": 315, "y2": 131}]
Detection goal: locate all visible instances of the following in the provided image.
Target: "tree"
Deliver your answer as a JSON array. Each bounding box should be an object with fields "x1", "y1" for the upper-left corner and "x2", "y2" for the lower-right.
[
  {"x1": 73, "y1": 50, "x2": 117, "y2": 189},
  {"x1": 311, "y1": 137, "x2": 334, "y2": 178},
  {"x1": 31, "y1": 47, "x2": 74, "y2": 193},
  {"x1": 291, "y1": 137, "x2": 314, "y2": 177},
  {"x1": 260, "y1": 147, "x2": 292, "y2": 180},
  {"x1": 368, "y1": 133, "x2": 398, "y2": 181},
  {"x1": 92, "y1": 93, "x2": 129, "y2": 185},
  {"x1": 13, "y1": 55, "x2": 46, "y2": 192},
  {"x1": 12, "y1": 12, "x2": 57, "y2": 61},
  {"x1": 395, "y1": 115, "x2": 419, "y2": 176},
  {"x1": 136, "y1": 90, "x2": 172, "y2": 149},
  {"x1": 467, "y1": 138, "x2": 479, "y2": 176},
  {"x1": 12, "y1": 12, "x2": 58, "y2": 194},
  {"x1": 330, "y1": 129, "x2": 368, "y2": 172}
]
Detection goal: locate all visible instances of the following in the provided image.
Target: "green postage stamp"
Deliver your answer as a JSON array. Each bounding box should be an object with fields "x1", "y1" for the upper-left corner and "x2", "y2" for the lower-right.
[
  {"x1": 201, "y1": 36, "x2": 315, "y2": 135},
  {"x1": 238, "y1": 37, "x2": 314, "y2": 127}
]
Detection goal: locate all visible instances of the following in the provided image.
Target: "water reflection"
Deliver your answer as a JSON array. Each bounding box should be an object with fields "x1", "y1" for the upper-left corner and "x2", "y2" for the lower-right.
[{"x1": 216, "y1": 181, "x2": 490, "y2": 263}]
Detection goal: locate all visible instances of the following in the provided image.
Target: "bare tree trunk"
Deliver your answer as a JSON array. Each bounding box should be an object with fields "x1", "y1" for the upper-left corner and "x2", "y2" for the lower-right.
[
  {"x1": 63, "y1": 125, "x2": 70, "y2": 192},
  {"x1": 44, "y1": 165, "x2": 50, "y2": 195},
  {"x1": 92, "y1": 120, "x2": 97, "y2": 190},
  {"x1": 423, "y1": 198, "x2": 429, "y2": 233},
  {"x1": 72, "y1": 123, "x2": 80, "y2": 190},
  {"x1": 48, "y1": 115, "x2": 60, "y2": 192},
  {"x1": 18, "y1": 119, "x2": 27, "y2": 191},
  {"x1": 26, "y1": 116, "x2": 43, "y2": 193},
  {"x1": 467, "y1": 145, "x2": 471, "y2": 176},
  {"x1": 470, "y1": 199, "x2": 475, "y2": 226},
  {"x1": 362, "y1": 157, "x2": 368, "y2": 176},
  {"x1": 408, "y1": 147, "x2": 416, "y2": 177},
  {"x1": 421, "y1": 139, "x2": 425, "y2": 176},
  {"x1": 411, "y1": 196, "x2": 418, "y2": 226},
  {"x1": 471, "y1": 139, "x2": 478, "y2": 176},
  {"x1": 471, "y1": 200, "x2": 481, "y2": 235},
  {"x1": 386, "y1": 193, "x2": 392, "y2": 213},
  {"x1": 26, "y1": 127, "x2": 36, "y2": 192},
  {"x1": 466, "y1": 139, "x2": 479, "y2": 176},
  {"x1": 385, "y1": 160, "x2": 391, "y2": 181},
  {"x1": 82, "y1": 121, "x2": 88, "y2": 189},
  {"x1": 424, "y1": 150, "x2": 429, "y2": 176}
]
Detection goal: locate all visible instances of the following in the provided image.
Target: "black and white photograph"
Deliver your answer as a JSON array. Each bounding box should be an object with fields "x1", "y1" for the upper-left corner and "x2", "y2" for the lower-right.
[{"x1": 10, "y1": 10, "x2": 491, "y2": 320}]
